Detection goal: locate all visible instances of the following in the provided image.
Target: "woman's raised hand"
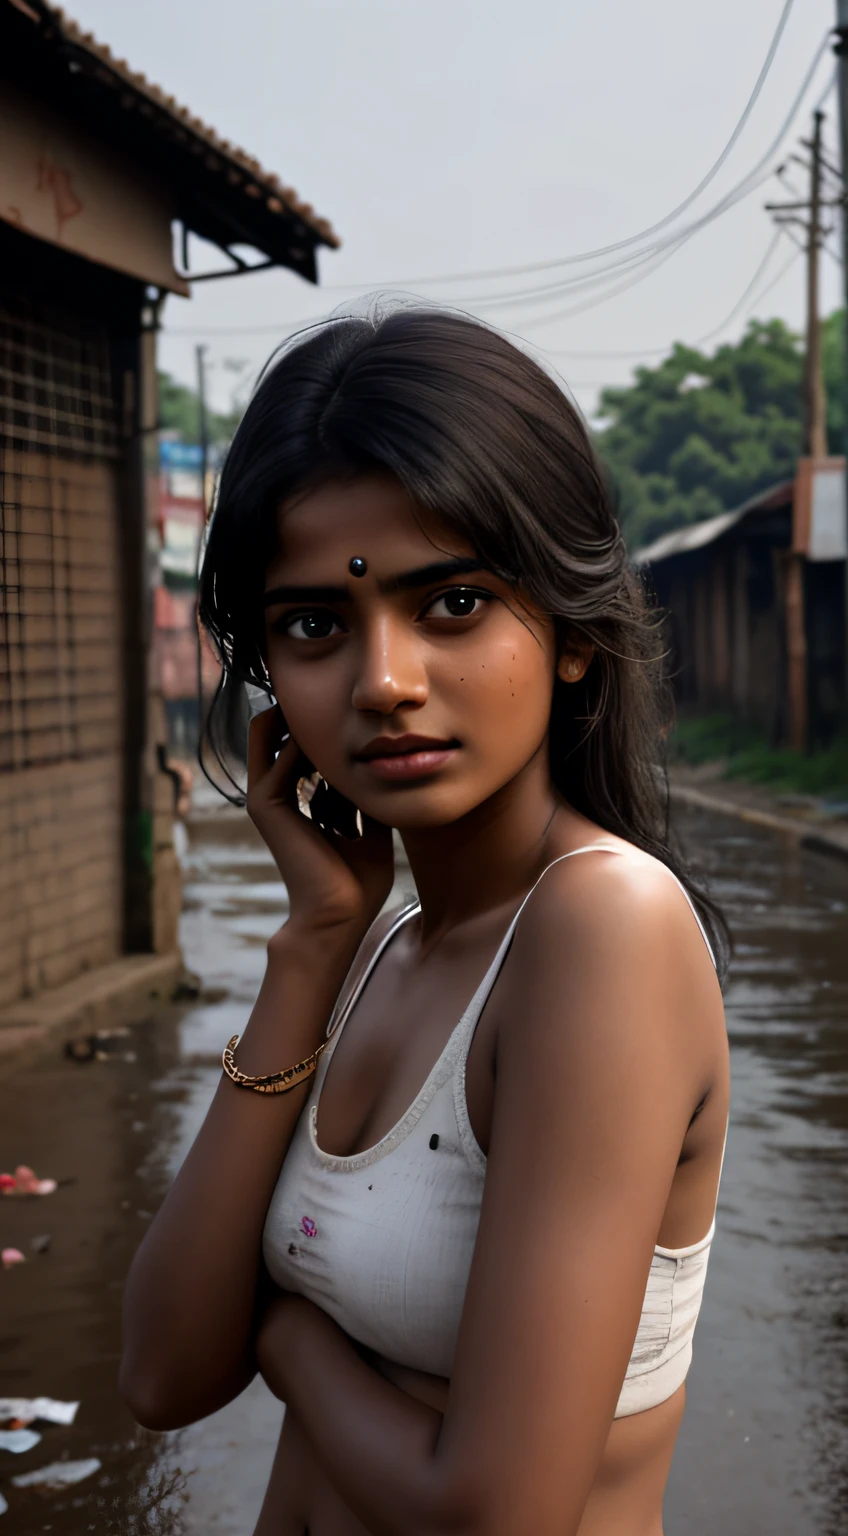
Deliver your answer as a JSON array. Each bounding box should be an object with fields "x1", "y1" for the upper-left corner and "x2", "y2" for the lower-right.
[{"x1": 246, "y1": 705, "x2": 395, "y2": 939}]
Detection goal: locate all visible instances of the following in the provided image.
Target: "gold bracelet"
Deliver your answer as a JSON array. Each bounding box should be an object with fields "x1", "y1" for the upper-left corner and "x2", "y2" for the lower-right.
[{"x1": 221, "y1": 1034, "x2": 328, "y2": 1095}]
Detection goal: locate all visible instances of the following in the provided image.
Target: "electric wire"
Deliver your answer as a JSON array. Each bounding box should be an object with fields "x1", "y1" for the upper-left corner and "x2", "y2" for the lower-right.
[
  {"x1": 680, "y1": 227, "x2": 786, "y2": 346},
  {"x1": 814, "y1": 66, "x2": 838, "y2": 111},
  {"x1": 460, "y1": 34, "x2": 831, "y2": 328},
  {"x1": 487, "y1": 162, "x2": 777, "y2": 332},
  {"x1": 165, "y1": 30, "x2": 831, "y2": 339},
  {"x1": 466, "y1": 165, "x2": 774, "y2": 316},
  {"x1": 734, "y1": 241, "x2": 803, "y2": 310},
  {"x1": 542, "y1": 239, "x2": 803, "y2": 401},
  {"x1": 540, "y1": 226, "x2": 797, "y2": 362},
  {"x1": 308, "y1": 0, "x2": 801, "y2": 290},
  {"x1": 461, "y1": 29, "x2": 830, "y2": 314}
]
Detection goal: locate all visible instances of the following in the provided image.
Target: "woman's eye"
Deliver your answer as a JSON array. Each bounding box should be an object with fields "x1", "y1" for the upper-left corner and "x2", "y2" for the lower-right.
[
  {"x1": 284, "y1": 612, "x2": 343, "y2": 640},
  {"x1": 426, "y1": 588, "x2": 489, "y2": 620}
]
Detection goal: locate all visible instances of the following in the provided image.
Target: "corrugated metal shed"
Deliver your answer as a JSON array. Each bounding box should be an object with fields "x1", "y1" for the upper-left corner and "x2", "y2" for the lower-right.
[{"x1": 632, "y1": 481, "x2": 795, "y2": 568}]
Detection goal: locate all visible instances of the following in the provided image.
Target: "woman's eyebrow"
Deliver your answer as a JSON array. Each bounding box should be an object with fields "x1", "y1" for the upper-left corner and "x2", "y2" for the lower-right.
[
  {"x1": 382, "y1": 557, "x2": 488, "y2": 592},
  {"x1": 263, "y1": 558, "x2": 488, "y2": 607}
]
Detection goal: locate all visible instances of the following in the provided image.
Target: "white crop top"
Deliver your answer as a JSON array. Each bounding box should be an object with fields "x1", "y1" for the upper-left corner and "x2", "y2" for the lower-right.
[{"x1": 263, "y1": 846, "x2": 725, "y2": 1419}]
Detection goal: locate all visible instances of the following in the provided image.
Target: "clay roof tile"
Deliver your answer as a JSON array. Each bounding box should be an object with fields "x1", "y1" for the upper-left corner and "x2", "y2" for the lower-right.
[{"x1": 29, "y1": 1, "x2": 340, "y2": 249}]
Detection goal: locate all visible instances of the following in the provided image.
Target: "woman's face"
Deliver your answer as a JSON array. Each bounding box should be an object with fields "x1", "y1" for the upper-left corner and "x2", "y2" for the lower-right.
[{"x1": 262, "y1": 474, "x2": 570, "y2": 829}]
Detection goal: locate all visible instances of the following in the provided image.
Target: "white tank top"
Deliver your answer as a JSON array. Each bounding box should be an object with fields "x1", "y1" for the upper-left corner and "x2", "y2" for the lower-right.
[{"x1": 263, "y1": 846, "x2": 725, "y2": 1418}]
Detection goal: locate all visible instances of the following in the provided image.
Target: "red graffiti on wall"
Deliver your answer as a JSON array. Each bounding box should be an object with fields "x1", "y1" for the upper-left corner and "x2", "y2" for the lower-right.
[{"x1": 36, "y1": 150, "x2": 83, "y2": 240}]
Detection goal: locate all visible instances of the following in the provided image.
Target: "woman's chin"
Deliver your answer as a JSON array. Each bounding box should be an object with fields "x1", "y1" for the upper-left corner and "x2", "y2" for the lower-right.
[{"x1": 375, "y1": 789, "x2": 494, "y2": 834}]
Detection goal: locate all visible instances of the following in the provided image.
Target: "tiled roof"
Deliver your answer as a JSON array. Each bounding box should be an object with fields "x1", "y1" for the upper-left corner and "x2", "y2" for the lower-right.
[{"x1": 5, "y1": 0, "x2": 340, "y2": 273}]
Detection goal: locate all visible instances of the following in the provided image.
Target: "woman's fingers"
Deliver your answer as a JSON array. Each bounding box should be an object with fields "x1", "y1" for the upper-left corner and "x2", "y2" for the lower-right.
[
  {"x1": 247, "y1": 705, "x2": 309, "y2": 808},
  {"x1": 244, "y1": 705, "x2": 395, "y2": 920},
  {"x1": 247, "y1": 704, "x2": 288, "y2": 792}
]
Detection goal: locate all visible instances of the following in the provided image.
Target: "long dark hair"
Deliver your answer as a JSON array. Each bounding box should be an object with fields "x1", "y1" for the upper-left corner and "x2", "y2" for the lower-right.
[{"x1": 198, "y1": 306, "x2": 728, "y2": 968}]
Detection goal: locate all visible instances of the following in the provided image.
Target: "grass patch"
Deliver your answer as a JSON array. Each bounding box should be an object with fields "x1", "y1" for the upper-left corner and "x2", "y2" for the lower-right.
[{"x1": 668, "y1": 712, "x2": 848, "y2": 799}]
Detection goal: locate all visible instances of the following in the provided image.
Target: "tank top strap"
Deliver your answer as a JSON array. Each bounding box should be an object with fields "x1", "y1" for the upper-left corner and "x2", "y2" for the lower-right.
[
  {"x1": 452, "y1": 842, "x2": 716, "y2": 1061},
  {"x1": 324, "y1": 900, "x2": 419, "y2": 1045},
  {"x1": 451, "y1": 844, "x2": 622, "y2": 1056}
]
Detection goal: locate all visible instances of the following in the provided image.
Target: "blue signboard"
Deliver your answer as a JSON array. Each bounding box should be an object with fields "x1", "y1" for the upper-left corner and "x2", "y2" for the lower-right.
[{"x1": 160, "y1": 441, "x2": 204, "y2": 469}]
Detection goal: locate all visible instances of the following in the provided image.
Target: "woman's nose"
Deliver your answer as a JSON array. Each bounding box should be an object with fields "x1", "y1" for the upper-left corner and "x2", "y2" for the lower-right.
[{"x1": 350, "y1": 615, "x2": 428, "y2": 715}]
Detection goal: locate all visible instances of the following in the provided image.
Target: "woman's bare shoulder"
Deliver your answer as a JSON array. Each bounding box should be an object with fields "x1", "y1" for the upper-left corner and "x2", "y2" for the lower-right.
[
  {"x1": 488, "y1": 837, "x2": 724, "y2": 1086},
  {"x1": 517, "y1": 839, "x2": 716, "y2": 978}
]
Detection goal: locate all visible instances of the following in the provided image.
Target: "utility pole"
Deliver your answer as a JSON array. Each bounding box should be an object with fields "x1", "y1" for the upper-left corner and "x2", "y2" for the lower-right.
[
  {"x1": 193, "y1": 344, "x2": 210, "y2": 763},
  {"x1": 834, "y1": 1, "x2": 848, "y2": 707},
  {"x1": 195, "y1": 343, "x2": 209, "y2": 518},
  {"x1": 835, "y1": 4, "x2": 848, "y2": 420},
  {"x1": 766, "y1": 111, "x2": 830, "y2": 456},
  {"x1": 805, "y1": 110, "x2": 827, "y2": 458},
  {"x1": 765, "y1": 112, "x2": 836, "y2": 750}
]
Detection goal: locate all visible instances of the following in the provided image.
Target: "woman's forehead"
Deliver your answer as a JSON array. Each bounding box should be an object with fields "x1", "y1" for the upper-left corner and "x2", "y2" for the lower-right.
[{"x1": 271, "y1": 474, "x2": 473, "y2": 572}]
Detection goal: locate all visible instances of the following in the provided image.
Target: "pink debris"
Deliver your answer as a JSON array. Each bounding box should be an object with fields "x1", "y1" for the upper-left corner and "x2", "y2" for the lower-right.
[
  {"x1": 1, "y1": 1249, "x2": 26, "y2": 1270},
  {"x1": 0, "y1": 1166, "x2": 57, "y2": 1197}
]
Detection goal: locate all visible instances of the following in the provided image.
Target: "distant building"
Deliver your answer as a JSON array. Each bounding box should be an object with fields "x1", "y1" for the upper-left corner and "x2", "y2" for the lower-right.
[
  {"x1": 155, "y1": 441, "x2": 222, "y2": 753},
  {"x1": 0, "y1": 0, "x2": 338, "y2": 1011},
  {"x1": 633, "y1": 461, "x2": 847, "y2": 751}
]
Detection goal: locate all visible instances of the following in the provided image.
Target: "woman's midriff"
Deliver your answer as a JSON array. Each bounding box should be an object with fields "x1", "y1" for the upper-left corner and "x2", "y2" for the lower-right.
[{"x1": 253, "y1": 1362, "x2": 686, "y2": 1536}]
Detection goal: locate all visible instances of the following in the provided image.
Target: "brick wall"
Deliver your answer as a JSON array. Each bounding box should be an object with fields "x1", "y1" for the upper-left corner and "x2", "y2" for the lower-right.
[
  {"x1": 0, "y1": 451, "x2": 124, "y2": 1006},
  {"x1": 0, "y1": 757, "x2": 122, "y2": 1006}
]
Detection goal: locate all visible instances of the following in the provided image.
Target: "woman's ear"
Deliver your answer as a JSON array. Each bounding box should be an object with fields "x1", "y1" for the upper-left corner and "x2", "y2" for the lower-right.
[{"x1": 556, "y1": 647, "x2": 593, "y2": 684}]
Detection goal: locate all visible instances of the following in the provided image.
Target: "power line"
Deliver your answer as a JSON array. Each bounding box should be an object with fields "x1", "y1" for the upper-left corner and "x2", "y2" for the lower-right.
[
  {"x1": 537, "y1": 243, "x2": 804, "y2": 405},
  {"x1": 316, "y1": 0, "x2": 800, "y2": 289},
  {"x1": 541, "y1": 230, "x2": 801, "y2": 364},
  {"x1": 161, "y1": 158, "x2": 773, "y2": 340},
  {"x1": 462, "y1": 29, "x2": 830, "y2": 314},
  {"x1": 469, "y1": 168, "x2": 770, "y2": 317},
  {"x1": 689, "y1": 227, "x2": 785, "y2": 345},
  {"x1": 814, "y1": 67, "x2": 837, "y2": 111},
  {"x1": 723, "y1": 240, "x2": 803, "y2": 318},
  {"x1": 491, "y1": 162, "x2": 777, "y2": 331},
  {"x1": 164, "y1": 30, "x2": 832, "y2": 339}
]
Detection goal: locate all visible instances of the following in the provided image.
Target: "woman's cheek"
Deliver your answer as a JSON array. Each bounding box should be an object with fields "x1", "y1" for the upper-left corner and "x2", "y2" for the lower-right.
[
  {"x1": 269, "y1": 670, "x2": 342, "y2": 760},
  {"x1": 445, "y1": 636, "x2": 554, "y2": 731}
]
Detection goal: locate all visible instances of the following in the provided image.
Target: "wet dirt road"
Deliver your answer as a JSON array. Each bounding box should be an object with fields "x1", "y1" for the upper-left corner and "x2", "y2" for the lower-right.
[{"x1": 0, "y1": 806, "x2": 845, "y2": 1535}]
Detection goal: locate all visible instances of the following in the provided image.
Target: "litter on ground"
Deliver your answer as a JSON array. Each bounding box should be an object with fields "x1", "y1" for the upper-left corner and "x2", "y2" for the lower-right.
[
  {"x1": 0, "y1": 1399, "x2": 79, "y2": 1428},
  {"x1": 11, "y1": 1457, "x2": 101, "y2": 1489},
  {"x1": 1, "y1": 1250, "x2": 25, "y2": 1270},
  {"x1": 65, "y1": 1027, "x2": 132, "y2": 1064},
  {"x1": 0, "y1": 1428, "x2": 41, "y2": 1454},
  {"x1": 0, "y1": 1167, "x2": 57, "y2": 1197}
]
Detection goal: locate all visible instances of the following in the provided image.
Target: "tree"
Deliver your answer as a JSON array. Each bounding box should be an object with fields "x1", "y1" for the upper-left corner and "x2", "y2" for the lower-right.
[
  {"x1": 596, "y1": 311, "x2": 846, "y2": 549},
  {"x1": 157, "y1": 371, "x2": 242, "y2": 447}
]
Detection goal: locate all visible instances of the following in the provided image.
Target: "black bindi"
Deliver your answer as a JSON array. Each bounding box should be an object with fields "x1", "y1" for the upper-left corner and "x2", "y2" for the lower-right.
[{"x1": 349, "y1": 556, "x2": 368, "y2": 577}]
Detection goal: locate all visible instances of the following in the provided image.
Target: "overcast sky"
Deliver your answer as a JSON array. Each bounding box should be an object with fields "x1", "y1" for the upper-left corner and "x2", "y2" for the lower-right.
[{"x1": 70, "y1": 0, "x2": 840, "y2": 420}]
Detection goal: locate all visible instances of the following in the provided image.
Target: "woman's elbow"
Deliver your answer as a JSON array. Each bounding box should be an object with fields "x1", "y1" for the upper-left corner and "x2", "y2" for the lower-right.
[
  {"x1": 118, "y1": 1356, "x2": 188, "y2": 1432},
  {"x1": 119, "y1": 1347, "x2": 258, "y2": 1432}
]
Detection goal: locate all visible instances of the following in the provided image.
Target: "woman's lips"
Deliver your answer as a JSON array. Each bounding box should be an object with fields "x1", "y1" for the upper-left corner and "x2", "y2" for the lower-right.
[{"x1": 356, "y1": 741, "x2": 459, "y2": 781}]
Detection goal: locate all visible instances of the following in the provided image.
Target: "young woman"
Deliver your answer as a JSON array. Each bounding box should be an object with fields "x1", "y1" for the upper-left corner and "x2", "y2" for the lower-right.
[{"x1": 120, "y1": 308, "x2": 729, "y2": 1536}]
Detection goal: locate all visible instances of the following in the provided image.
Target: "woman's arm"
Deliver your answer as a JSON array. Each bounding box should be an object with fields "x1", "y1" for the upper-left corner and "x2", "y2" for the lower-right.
[
  {"x1": 255, "y1": 856, "x2": 725, "y2": 1536},
  {"x1": 120, "y1": 923, "x2": 367, "y2": 1430},
  {"x1": 119, "y1": 708, "x2": 393, "y2": 1430}
]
